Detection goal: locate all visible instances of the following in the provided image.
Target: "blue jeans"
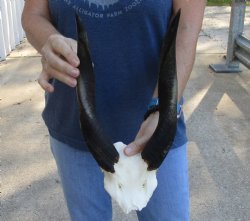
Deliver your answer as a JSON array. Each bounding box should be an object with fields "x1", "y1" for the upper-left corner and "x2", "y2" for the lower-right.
[{"x1": 50, "y1": 137, "x2": 189, "y2": 221}]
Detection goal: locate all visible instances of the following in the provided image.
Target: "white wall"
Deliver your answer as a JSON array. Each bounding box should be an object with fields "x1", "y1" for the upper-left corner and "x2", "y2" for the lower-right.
[{"x1": 0, "y1": 0, "x2": 25, "y2": 61}]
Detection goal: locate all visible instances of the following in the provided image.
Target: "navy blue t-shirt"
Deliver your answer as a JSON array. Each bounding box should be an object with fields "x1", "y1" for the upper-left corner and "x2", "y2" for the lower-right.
[{"x1": 43, "y1": 0, "x2": 187, "y2": 151}]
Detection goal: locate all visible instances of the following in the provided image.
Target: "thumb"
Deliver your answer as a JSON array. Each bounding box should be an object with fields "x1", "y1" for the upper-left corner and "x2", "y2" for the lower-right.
[
  {"x1": 124, "y1": 137, "x2": 148, "y2": 156},
  {"x1": 38, "y1": 71, "x2": 54, "y2": 93}
]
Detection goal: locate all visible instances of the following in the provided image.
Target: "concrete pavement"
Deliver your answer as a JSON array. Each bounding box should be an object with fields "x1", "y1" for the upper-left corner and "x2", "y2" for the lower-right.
[{"x1": 1, "y1": 7, "x2": 250, "y2": 221}]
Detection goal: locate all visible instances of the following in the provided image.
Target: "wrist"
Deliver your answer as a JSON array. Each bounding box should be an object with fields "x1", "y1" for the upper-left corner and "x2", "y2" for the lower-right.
[{"x1": 144, "y1": 98, "x2": 182, "y2": 120}]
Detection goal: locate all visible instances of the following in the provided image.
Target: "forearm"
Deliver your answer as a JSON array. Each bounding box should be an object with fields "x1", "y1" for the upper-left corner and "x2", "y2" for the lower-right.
[
  {"x1": 152, "y1": 30, "x2": 198, "y2": 102},
  {"x1": 176, "y1": 25, "x2": 199, "y2": 101},
  {"x1": 153, "y1": 0, "x2": 206, "y2": 101},
  {"x1": 175, "y1": 0, "x2": 206, "y2": 100},
  {"x1": 21, "y1": 3, "x2": 59, "y2": 53}
]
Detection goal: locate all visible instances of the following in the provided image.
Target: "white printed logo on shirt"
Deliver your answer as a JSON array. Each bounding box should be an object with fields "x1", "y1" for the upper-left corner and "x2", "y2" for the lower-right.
[
  {"x1": 62, "y1": 0, "x2": 143, "y2": 19},
  {"x1": 83, "y1": 0, "x2": 120, "y2": 9}
]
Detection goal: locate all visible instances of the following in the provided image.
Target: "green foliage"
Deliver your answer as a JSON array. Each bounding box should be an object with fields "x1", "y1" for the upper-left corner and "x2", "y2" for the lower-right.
[{"x1": 207, "y1": 0, "x2": 250, "y2": 6}]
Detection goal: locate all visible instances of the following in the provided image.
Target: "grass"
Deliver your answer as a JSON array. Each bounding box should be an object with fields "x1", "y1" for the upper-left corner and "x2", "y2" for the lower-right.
[{"x1": 207, "y1": 0, "x2": 250, "y2": 6}]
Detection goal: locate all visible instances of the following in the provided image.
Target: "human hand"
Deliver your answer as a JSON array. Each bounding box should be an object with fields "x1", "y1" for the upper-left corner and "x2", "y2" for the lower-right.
[
  {"x1": 38, "y1": 34, "x2": 80, "y2": 92},
  {"x1": 124, "y1": 111, "x2": 159, "y2": 156}
]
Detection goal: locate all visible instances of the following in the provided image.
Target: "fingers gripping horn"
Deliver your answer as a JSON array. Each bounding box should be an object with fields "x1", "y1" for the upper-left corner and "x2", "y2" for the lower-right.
[
  {"x1": 75, "y1": 15, "x2": 119, "y2": 173},
  {"x1": 141, "y1": 10, "x2": 181, "y2": 171}
]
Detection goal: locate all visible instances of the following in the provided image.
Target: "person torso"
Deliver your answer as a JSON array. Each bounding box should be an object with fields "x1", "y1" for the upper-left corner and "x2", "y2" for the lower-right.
[{"x1": 44, "y1": 0, "x2": 187, "y2": 150}]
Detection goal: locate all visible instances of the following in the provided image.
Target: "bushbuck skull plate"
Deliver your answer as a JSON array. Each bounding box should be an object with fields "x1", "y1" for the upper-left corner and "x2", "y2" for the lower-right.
[{"x1": 75, "y1": 10, "x2": 180, "y2": 213}]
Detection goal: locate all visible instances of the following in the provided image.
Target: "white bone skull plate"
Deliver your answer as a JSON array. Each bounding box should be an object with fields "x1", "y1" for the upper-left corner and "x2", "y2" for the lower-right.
[{"x1": 103, "y1": 142, "x2": 157, "y2": 214}]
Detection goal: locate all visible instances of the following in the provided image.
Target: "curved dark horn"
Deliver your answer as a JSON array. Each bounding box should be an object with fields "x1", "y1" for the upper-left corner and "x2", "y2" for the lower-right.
[
  {"x1": 75, "y1": 15, "x2": 119, "y2": 173},
  {"x1": 141, "y1": 10, "x2": 181, "y2": 171}
]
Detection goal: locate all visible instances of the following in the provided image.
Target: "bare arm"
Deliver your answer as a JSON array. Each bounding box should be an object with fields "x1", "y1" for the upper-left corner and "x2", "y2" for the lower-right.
[
  {"x1": 174, "y1": 0, "x2": 206, "y2": 100},
  {"x1": 152, "y1": 0, "x2": 206, "y2": 100},
  {"x1": 22, "y1": 0, "x2": 79, "y2": 92},
  {"x1": 22, "y1": 0, "x2": 58, "y2": 52}
]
